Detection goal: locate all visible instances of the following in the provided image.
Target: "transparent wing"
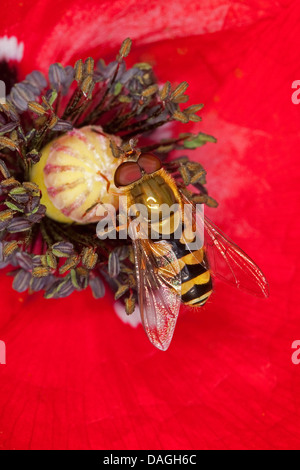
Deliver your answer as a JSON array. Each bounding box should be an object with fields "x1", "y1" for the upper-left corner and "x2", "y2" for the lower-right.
[
  {"x1": 203, "y1": 216, "x2": 270, "y2": 297},
  {"x1": 132, "y1": 237, "x2": 182, "y2": 351},
  {"x1": 180, "y1": 193, "x2": 270, "y2": 298}
]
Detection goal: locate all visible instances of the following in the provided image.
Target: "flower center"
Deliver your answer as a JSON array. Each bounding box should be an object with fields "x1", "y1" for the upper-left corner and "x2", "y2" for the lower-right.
[
  {"x1": 30, "y1": 125, "x2": 120, "y2": 224},
  {"x1": 0, "y1": 38, "x2": 216, "y2": 308}
]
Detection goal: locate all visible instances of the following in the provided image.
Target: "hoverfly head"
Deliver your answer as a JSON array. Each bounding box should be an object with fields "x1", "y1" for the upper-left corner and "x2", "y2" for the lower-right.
[{"x1": 114, "y1": 153, "x2": 162, "y2": 188}]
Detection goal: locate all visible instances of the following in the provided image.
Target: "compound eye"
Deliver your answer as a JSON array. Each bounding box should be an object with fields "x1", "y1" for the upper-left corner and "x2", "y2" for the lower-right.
[
  {"x1": 138, "y1": 153, "x2": 162, "y2": 174},
  {"x1": 114, "y1": 161, "x2": 142, "y2": 187}
]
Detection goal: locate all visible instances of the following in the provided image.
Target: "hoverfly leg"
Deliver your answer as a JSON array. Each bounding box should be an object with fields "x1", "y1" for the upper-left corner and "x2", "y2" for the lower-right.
[{"x1": 97, "y1": 171, "x2": 111, "y2": 193}]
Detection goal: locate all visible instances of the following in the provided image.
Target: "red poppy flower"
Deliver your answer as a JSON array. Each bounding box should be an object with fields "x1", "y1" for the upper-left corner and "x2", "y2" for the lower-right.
[{"x1": 0, "y1": 0, "x2": 299, "y2": 450}]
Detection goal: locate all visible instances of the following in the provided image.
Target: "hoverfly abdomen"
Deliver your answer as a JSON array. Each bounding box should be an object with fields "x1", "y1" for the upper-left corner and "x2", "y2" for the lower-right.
[{"x1": 168, "y1": 237, "x2": 213, "y2": 307}]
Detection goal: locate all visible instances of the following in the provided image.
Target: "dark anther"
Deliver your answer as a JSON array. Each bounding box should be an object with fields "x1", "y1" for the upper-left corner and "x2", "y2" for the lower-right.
[{"x1": 0, "y1": 60, "x2": 18, "y2": 93}]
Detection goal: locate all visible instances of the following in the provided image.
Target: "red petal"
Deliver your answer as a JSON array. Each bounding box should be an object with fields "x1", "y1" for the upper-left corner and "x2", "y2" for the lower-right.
[{"x1": 0, "y1": 0, "x2": 284, "y2": 74}]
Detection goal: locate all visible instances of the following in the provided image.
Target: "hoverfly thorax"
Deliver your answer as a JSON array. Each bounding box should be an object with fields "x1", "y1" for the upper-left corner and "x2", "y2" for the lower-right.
[
  {"x1": 130, "y1": 174, "x2": 178, "y2": 217},
  {"x1": 115, "y1": 153, "x2": 183, "y2": 236}
]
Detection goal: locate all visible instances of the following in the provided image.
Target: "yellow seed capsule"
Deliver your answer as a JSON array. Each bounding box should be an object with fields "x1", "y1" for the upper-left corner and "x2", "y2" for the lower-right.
[{"x1": 30, "y1": 126, "x2": 121, "y2": 224}]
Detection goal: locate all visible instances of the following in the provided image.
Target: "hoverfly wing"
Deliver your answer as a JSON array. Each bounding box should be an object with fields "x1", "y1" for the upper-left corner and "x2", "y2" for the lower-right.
[
  {"x1": 180, "y1": 193, "x2": 269, "y2": 298},
  {"x1": 203, "y1": 216, "x2": 269, "y2": 297},
  {"x1": 132, "y1": 238, "x2": 181, "y2": 351}
]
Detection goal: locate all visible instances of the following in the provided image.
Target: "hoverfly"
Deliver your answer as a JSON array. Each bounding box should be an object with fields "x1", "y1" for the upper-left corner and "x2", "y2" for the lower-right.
[{"x1": 114, "y1": 152, "x2": 269, "y2": 351}]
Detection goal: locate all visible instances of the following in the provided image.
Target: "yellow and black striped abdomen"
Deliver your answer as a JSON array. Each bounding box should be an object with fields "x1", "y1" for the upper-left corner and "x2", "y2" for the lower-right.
[
  {"x1": 169, "y1": 239, "x2": 213, "y2": 307},
  {"x1": 129, "y1": 170, "x2": 213, "y2": 307}
]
